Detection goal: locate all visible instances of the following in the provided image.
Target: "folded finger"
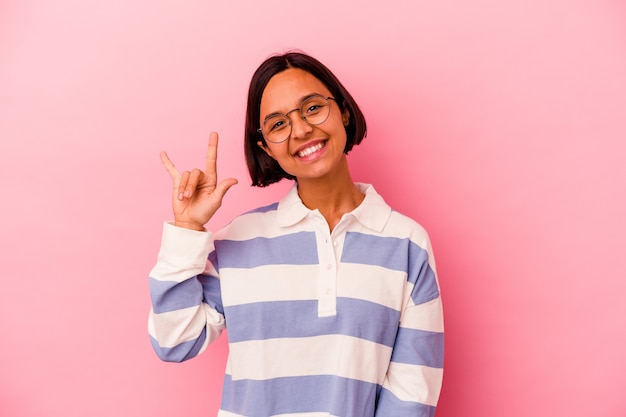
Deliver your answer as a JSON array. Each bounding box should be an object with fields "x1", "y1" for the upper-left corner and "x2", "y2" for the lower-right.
[
  {"x1": 184, "y1": 168, "x2": 204, "y2": 198},
  {"x1": 178, "y1": 171, "x2": 190, "y2": 200}
]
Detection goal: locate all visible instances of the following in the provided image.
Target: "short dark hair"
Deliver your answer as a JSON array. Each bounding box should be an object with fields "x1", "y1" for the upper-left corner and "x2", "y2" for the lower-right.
[{"x1": 244, "y1": 51, "x2": 367, "y2": 187}]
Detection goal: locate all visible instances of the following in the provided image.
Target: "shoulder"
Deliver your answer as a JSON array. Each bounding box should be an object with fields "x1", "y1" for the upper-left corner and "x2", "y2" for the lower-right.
[
  {"x1": 368, "y1": 190, "x2": 432, "y2": 252},
  {"x1": 359, "y1": 183, "x2": 431, "y2": 243},
  {"x1": 376, "y1": 209, "x2": 430, "y2": 253},
  {"x1": 388, "y1": 209, "x2": 429, "y2": 238},
  {"x1": 214, "y1": 202, "x2": 280, "y2": 241}
]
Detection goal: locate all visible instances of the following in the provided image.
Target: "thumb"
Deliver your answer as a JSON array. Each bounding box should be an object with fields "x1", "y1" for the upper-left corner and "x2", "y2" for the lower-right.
[{"x1": 213, "y1": 178, "x2": 239, "y2": 202}]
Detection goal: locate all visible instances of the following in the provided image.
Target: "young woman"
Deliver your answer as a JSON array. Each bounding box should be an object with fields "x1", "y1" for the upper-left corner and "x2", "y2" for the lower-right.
[{"x1": 149, "y1": 52, "x2": 444, "y2": 417}]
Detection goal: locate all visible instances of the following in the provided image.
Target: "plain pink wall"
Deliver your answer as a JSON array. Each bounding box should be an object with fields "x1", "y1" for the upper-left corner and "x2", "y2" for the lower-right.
[{"x1": 1, "y1": 0, "x2": 625, "y2": 416}]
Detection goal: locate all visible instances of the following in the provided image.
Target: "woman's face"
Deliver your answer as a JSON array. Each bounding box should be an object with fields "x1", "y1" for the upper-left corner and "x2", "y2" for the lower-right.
[{"x1": 257, "y1": 68, "x2": 350, "y2": 182}]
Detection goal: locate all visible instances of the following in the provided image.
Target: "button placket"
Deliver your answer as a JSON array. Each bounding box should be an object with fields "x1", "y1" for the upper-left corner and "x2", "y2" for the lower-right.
[{"x1": 316, "y1": 228, "x2": 337, "y2": 317}]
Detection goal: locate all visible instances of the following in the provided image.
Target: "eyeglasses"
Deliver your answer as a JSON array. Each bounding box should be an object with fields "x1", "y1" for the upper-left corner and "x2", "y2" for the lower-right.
[{"x1": 258, "y1": 95, "x2": 336, "y2": 143}]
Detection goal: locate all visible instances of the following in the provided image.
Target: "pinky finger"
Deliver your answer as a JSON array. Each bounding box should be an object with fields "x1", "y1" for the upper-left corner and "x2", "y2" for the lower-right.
[{"x1": 160, "y1": 151, "x2": 180, "y2": 181}]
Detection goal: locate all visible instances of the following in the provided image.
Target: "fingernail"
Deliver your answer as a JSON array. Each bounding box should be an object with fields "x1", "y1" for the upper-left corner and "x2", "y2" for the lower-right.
[{"x1": 178, "y1": 192, "x2": 184, "y2": 200}]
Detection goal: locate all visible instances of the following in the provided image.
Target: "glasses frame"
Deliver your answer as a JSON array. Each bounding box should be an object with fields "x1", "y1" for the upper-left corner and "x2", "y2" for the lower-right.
[{"x1": 257, "y1": 95, "x2": 336, "y2": 144}]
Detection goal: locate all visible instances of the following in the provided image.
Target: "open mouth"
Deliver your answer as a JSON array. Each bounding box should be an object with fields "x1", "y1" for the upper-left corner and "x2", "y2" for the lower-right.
[{"x1": 294, "y1": 140, "x2": 327, "y2": 158}]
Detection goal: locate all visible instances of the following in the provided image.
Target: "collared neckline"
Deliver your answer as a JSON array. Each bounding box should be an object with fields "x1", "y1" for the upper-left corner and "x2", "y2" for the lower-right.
[{"x1": 276, "y1": 182, "x2": 391, "y2": 232}]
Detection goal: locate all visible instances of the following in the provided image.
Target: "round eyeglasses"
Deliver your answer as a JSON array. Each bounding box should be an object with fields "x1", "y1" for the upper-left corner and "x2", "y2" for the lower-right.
[{"x1": 258, "y1": 95, "x2": 336, "y2": 143}]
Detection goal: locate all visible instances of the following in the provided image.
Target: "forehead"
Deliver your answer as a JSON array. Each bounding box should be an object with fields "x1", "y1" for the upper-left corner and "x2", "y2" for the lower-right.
[{"x1": 260, "y1": 68, "x2": 331, "y2": 115}]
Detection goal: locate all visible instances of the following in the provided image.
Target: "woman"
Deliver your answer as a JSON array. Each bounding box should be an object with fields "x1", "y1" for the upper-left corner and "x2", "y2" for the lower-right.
[{"x1": 149, "y1": 52, "x2": 444, "y2": 417}]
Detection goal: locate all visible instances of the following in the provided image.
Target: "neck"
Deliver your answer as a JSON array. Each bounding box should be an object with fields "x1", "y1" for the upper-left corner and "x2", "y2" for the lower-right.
[{"x1": 296, "y1": 159, "x2": 364, "y2": 232}]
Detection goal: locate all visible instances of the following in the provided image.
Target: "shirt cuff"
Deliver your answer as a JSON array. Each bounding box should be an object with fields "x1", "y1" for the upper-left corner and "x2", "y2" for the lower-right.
[{"x1": 157, "y1": 221, "x2": 214, "y2": 269}]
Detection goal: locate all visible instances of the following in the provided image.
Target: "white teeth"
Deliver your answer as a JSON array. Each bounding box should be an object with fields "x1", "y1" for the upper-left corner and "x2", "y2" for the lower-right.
[{"x1": 297, "y1": 142, "x2": 324, "y2": 158}]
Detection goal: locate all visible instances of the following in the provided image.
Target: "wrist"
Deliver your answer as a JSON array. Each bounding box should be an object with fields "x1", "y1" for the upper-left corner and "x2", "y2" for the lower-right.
[{"x1": 174, "y1": 220, "x2": 205, "y2": 231}]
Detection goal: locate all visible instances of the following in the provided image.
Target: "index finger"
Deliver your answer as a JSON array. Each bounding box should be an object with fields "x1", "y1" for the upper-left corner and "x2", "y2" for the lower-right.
[{"x1": 204, "y1": 131, "x2": 219, "y2": 185}]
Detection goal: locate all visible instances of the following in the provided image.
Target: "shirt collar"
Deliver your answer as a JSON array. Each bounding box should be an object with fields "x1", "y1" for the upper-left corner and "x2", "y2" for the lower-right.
[{"x1": 276, "y1": 182, "x2": 391, "y2": 232}]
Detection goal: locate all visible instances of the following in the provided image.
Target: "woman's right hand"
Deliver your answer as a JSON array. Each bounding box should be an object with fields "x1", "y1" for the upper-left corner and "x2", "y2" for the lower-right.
[{"x1": 160, "y1": 132, "x2": 238, "y2": 231}]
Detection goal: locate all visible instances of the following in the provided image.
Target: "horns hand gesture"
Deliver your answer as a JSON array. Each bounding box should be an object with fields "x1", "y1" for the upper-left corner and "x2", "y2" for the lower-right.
[{"x1": 160, "y1": 132, "x2": 238, "y2": 231}]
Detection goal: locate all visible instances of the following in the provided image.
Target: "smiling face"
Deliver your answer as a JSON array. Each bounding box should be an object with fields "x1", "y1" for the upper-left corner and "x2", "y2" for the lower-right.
[{"x1": 257, "y1": 68, "x2": 351, "y2": 183}]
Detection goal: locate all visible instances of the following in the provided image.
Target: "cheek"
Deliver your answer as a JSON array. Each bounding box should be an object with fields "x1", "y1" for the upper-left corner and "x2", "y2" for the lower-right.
[
  {"x1": 332, "y1": 124, "x2": 349, "y2": 147},
  {"x1": 266, "y1": 143, "x2": 289, "y2": 160}
]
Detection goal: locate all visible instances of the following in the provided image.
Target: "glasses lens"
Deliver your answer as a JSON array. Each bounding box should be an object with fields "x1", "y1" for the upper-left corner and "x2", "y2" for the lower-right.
[
  {"x1": 262, "y1": 115, "x2": 290, "y2": 143},
  {"x1": 301, "y1": 96, "x2": 330, "y2": 125}
]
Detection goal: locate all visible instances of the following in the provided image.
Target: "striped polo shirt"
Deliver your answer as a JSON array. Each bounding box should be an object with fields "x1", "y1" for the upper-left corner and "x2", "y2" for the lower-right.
[{"x1": 149, "y1": 183, "x2": 444, "y2": 417}]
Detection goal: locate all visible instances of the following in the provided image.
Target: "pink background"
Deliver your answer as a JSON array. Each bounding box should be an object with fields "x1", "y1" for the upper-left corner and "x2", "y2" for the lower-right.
[{"x1": 1, "y1": 0, "x2": 625, "y2": 416}]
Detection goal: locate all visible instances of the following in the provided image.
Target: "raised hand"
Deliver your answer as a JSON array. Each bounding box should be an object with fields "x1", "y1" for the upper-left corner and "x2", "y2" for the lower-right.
[{"x1": 160, "y1": 132, "x2": 238, "y2": 230}]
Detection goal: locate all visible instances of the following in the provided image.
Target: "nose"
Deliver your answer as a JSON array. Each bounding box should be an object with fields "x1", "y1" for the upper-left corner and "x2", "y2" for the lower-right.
[{"x1": 288, "y1": 111, "x2": 314, "y2": 140}]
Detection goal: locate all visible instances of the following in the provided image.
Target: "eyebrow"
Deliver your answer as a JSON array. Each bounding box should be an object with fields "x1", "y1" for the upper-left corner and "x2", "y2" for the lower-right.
[{"x1": 262, "y1": 93, "x2": 324, "y2": 123}]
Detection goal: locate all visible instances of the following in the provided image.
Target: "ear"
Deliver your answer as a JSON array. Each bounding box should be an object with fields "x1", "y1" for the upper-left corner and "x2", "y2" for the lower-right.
[
  {"x1": 257, "y1": 141, "x2": 275, "y2": 159},
  {"x1": 342, "y1": 109, "x2": 350, "y2": 126}
]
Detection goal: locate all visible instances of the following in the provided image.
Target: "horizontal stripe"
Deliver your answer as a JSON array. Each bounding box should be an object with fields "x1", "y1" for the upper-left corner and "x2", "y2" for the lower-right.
[
  {"x1": 150, "y1": 274, "x2": 223, "y2": 315},
  {"x1": 400, "y1": 297, "x2": 444, "y2": 332},
  {"x1": 224, "y1": 298, "x2": 400, "y2": 346},
  {"x1": 390, "y1": 328, "x2": 444, "y2": 367},
  {"x1": 376, "y1": 386, "x2": 436, "y2": 417},
  {"x1": 149, "y1": 277, "x2": 204, "y2": 314},
  {"x1": 271, "y1": 414, "x2": 336, "y2": 417},
  {"x1": 218, "y1": 412, "x2": 338, "y2": 417},
  {"x1": 217, "y1": 411, "x2": 247, "y2": 417},
  {"x1": 148, "y1": 304, "x2": 224, "y2": 348},
  {"x1": 341, "y1": 232, "x2": 412, "y2": 271},
  {"x1": 149, "y1": 222, "x2": 213, "y2": 283},
  {"x1": 215, "y1": 203, "x2": 289, "y2": 241},
  {"x1": 197, "y1": 274, "x2": 224, "y2": 314},
  {"x1": 219, "y1": 264, "x2": 408, "y2": 310},
  {"x1": 214, "y1": 231, "x2": 318, "y2": 268},
  {"x1": 219, "y1": 264, "x2": 320, "y2": 305},
  {"x1": 149, "y1": 261, "x2": 208, "y2": 284},
  {"x1": 221, "y1": 374, "x2": 377, "y2": 417},
  {"x1": 243, "y1": 202, "x2": 278, "y2": 215},
  {"x1": 228, "y1": 334, "x2": 391, "y2": 383},
  {"x1": 407, "y1": 244, "x2": 439, "y2": 305},
  {"x1": 382, "y1": 362, "x2": 443, "y2": 406},
  {"x1": 337, "y1": 263, "x2": 407, "y2": 310},
  {"x1": 149, "y1": 327, "x2": 207, "y2": 362}
]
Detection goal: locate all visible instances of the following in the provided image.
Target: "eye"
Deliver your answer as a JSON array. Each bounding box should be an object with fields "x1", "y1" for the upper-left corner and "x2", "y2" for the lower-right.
[
  {"x1": 303, "y1": 100, "x2": 327, "y2": 116},
  {"x1": 305, "y1": 104, "x2": 322, "y2": 115},
  {"x1": 268, "y1": 117, "x2": 288, "y2": 132}
]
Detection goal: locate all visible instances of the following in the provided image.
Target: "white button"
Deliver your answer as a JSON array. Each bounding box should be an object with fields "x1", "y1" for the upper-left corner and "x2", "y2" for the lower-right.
[
  {"x1": 326, "y1": 263, "x2": 332, "y2": 270},
  {"x1": 325, "y1": 288, "x2": 331, "y2": 295},
  {"x1": 333, "y1": 240, "x2": 338, "y2": 247}
]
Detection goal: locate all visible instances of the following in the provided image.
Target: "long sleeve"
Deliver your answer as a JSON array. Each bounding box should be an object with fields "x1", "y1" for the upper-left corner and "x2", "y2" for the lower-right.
[
  {"x1": 148, "y1": 222, "x2": 226, "y2": 362},
  {"x1": 375, "y1": 235, "x2": 444, "y2": 417}
]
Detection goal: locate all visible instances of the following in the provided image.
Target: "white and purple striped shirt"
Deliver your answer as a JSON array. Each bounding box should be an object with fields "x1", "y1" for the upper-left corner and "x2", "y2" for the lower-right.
[{"x1": 149, "y1": 183, "x2": 444, "y2": 416}]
